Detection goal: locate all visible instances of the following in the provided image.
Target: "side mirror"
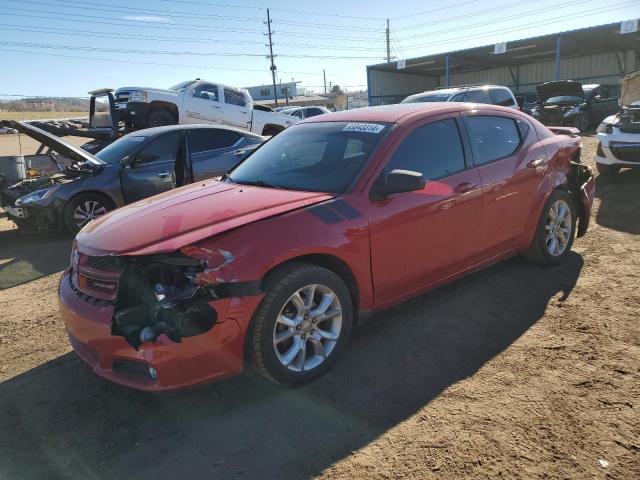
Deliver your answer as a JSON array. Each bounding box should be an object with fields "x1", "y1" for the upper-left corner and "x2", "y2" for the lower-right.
[
  {"x1": 371, "y1": 169, "x2": 425, "y2": 200},
  {"x1": 120, "y1": 155, "x2": 133, "y2": 168}
]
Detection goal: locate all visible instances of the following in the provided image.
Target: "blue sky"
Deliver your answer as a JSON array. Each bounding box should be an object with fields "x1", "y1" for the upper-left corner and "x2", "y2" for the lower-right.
[{"x1": 0, "y1": 0, "x2": 638, "y2": 97}]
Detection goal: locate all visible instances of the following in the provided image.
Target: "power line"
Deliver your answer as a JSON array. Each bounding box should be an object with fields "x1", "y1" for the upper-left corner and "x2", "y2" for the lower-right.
[
  {"x1": 393, "y1": 0, "x2": 484, "y2": 21},
  {"x1": 0, "y1": 48, "x2": 354, "y2": 77},
  {"x1": 0, "y1": 24, "x2": 385, "y2": 51},
  {"x1": 400, "y1": 2, "x2": 639, "y2": 51},
  {"x1": 0, "y1": 41, "x2": 383, "y2": 60},
  {"x1": 29, "y1": 0, "x2": 383, "y2": 32},
  {"x1": 160, "y1": 0, "x2": 384, "y2": 21},
  {"x1": 395, "y1": 0, "x2": 533, "y2": 32},
  {"x1": 396, "y1": 0, "x2": 596, "y2": 40},
  {"x1": 1, "y1": 8, "x2": 384, "y2": 41}
]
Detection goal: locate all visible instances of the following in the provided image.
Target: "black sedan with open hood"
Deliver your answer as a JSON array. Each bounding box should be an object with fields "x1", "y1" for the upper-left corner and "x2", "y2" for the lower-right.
[{"x1": 531, "y1": 80, "x2": 619, "y2": 131}]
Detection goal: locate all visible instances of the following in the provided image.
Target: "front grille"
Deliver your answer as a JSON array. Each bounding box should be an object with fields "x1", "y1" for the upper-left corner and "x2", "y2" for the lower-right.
[
  {"x1": 86, "y1": 255, "x2": 121, "y2": 272},
  {"x1": 609, "y1": 142, "x2": 640, "y2": 163},
  {"x1": 68, "y1": 273, "x2": 114, "y2": 307}
]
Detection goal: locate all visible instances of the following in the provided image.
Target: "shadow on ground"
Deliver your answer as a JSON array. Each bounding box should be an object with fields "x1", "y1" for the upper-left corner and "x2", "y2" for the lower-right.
[
  {"x1": 0, "y1": 253, "x2": 583, "y2": 480},
  {"x1": 595, "y1": 167, "x2": 640, "y2": 234},
  {"x1": 0, "y1": 227, "x2": 72, "y2": 289}
]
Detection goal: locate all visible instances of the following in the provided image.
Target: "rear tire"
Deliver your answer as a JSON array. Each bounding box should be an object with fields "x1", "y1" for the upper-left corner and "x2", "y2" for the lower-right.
[
  {"x1": 63, "y1": 193, "x2": 115, "y2": 234},
  {"x1": 249, "y1": 263, "x2": 353, "y2": 386},
  {"x1": 145, "y1": 109, "x2": 176, "y2": 128},
  {"x1": 522, "y1": 189, "x2": 576, "y2": 265},
  {"x1": 596, "y1": 163, "x2": 620, "y2": 175}
]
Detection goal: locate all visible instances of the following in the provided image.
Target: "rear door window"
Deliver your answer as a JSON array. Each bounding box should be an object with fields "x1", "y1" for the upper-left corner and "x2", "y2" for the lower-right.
[
  {"x1": 224, "y1": 88, "x2": 247, "y2": 107},
  {"x1": 385, "y1": 118, "x2": 466, "y2": 180},
  {"x1": 189, "y1": 129, "x2": 241, "y2": 153},
  {"x1": 490, "y1": 88, "x2": 516, "y2": 107},
  {"x1": 464, "y1": 116, "x2": 522, "y2": 165}
]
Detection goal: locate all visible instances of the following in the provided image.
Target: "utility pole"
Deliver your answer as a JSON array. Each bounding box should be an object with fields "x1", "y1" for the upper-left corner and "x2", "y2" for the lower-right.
[
  {"x1": 323, "y1": 69, "x2": 327, "y2": 94},
  {"x1": 265, "y1": 9, "x2": 278, "y2": 107},
  {"x1": 386, "y1": 19, "x2": 390, "y2": 63}
]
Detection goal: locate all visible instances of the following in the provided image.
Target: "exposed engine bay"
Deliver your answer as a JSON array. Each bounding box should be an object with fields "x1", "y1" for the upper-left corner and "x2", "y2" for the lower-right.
[
  {"x1": 111, "y1": 253, "x2": 218, "y2": 349},
  {"x1": 72, "y1": 247, "x2": 257, "y2": 350}
]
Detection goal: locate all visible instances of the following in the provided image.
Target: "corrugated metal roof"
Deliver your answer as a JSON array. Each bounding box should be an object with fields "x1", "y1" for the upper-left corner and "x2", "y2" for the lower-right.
[{"x1": 369, "y1": 22, "x2": 639, "y2": 77}]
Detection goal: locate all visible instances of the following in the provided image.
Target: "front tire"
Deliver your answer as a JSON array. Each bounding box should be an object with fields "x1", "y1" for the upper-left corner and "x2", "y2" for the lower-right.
[
  {"x1": 145, "y1": 109, "x2": 176, "y2": 128},
  {"x1": 249, "y1": 263, "x2": 353, "y2": 386},
  {"x1": 63, "y1": 193, "x2": 115, "y2": 234},
  {"x1": 596, "y1": 163, "x2": 620, "y2": 175},
  {"x1": 522, "y1": 189, "x2": 576, "y2": 265}
]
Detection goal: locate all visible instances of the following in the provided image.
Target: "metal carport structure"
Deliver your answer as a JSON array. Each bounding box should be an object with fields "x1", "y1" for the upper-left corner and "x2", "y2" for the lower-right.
[{"x1": 367, "y1": 22, "x2": 640, "y2": 105}]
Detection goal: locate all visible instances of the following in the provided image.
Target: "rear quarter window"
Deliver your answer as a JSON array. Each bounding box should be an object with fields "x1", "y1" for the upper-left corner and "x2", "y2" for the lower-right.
[{"x1": 490, "y1": 88, "x2": 516, "y2": 107}]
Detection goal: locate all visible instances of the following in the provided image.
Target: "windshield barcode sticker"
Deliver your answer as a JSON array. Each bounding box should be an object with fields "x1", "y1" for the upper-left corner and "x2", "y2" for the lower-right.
[{"x1": 342, "y1": 123, "x2": 385, "y2": 134}]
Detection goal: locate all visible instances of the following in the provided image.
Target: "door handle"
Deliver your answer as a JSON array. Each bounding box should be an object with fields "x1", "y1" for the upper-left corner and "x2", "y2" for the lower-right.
[
  {"x1": 453, "y1": 181, "x2": 477, "y2": 194},
  {"x1": 157, "y1": 172, "x2": 170, "y2": 178},
  {"x1": 527, "y1": 158, "x2": 546, "y2": 169}
]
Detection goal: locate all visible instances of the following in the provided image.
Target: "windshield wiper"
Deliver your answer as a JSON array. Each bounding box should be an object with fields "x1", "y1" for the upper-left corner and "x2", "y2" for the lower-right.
[{"x1": 229, "y1": 178, "x2": 284, "y2": 189}]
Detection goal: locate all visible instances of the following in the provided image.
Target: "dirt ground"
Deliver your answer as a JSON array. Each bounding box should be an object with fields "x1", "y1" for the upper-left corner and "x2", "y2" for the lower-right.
[{"x1": 0, "y1": 136, "x2": 638, "y2": 480}]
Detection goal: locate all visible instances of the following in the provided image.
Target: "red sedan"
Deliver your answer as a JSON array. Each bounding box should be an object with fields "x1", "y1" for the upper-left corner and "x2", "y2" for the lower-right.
[{"x1": 59, "y1": 103, "x2": 595, "y2": 390}]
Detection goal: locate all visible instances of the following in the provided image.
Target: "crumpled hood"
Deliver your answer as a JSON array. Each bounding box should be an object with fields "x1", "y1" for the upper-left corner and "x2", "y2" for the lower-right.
[
  {"x1": 536, "y1": 80, "x2": 584, "y2": 103},
  {"x1": 76, "y1": 180, "x2": 333, "y2": 256}
]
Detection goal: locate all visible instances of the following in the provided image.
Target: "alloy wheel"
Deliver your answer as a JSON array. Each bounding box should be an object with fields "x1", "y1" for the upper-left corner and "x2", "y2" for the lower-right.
[
  {"x1": 272, "y1": 284, "x2": 343, "y2": 373},
  {"x1": 545, "y1": 199, "x2": 572, "y2": 256},
  {"x1": 73, "y1": 200, "x2": 108, "y2": 229}
]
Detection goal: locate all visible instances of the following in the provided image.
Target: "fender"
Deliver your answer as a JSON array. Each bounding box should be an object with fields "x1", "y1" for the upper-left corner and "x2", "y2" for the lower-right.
[{"x1": 184, "y1": 201, "x2": 374, "y2": 312}]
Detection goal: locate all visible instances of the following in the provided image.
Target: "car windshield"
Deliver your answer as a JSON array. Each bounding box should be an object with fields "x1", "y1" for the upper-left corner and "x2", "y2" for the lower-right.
[
  {"x1": 169, "y1": 80, "x2": 197, "y2": 91},
  {"x1": 228, "y1": 121, "x2": 390, "y2": 193},
  {"x1": 545, "y1": 95, "x2": 583, "y2": 104},
  {"x1": 401, "y1": 93, "x2": 451, "y2": 103},
  {"x1": 94, "y1": 135, "x2": 147, "y2": 164}
]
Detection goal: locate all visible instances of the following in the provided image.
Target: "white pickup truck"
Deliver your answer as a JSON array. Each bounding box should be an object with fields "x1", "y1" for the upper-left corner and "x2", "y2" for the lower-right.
[{"x1": 114, "y1": 79, "x2": 296, "y2": 136}]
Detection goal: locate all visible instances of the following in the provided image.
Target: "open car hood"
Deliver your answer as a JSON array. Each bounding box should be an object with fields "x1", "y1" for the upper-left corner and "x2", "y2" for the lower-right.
[
  {"x1": 1, "y1": 121, "x2": 104, "y2": 166},
  {"x1": 536, "y1": 80, "x2": 584, "y2": 103},
  {"x1": 620, "y1": 70, "x2": 640, "y2": 107},
  {"x1": 76, "y1": 180, "x2": 333, "y2": 256}
]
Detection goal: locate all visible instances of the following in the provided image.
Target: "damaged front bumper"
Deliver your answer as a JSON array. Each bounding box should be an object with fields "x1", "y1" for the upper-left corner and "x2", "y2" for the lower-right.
[
  {"x1": 569, "y1": 162, "x2": 595, "y2": 237},
  {"x1": 59, "y1": 247, "x2": 265, "y2": 390}
]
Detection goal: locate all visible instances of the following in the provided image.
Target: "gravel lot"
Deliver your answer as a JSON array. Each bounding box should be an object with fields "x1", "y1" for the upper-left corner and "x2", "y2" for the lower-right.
[{"x1": 0, "y1": 136, "x2": 638, "y2": 479}]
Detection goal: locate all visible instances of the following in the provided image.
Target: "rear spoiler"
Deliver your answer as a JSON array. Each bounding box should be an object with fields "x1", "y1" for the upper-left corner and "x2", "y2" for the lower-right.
[{"x1": 548, "y1": 126, "x2": 580, "y2": 137}]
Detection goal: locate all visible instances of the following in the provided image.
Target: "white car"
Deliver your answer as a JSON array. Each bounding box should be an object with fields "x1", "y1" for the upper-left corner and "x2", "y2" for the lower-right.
[
  {"x1": 279, "y1": 105, "x2": 331, "y2": 119},
  {"x1": 114, "y1": 79, "x2": 296, "y2": 136},
  {"x1": 401, "y1": 85, "x2": 518, "y2": 109},
  {"x1": 594, "y1": 70, "x2": 640, "y2": 174}
]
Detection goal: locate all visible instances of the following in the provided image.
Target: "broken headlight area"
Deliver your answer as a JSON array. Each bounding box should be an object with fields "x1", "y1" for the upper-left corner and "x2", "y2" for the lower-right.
[{"x1": 111, "y1": 253, "x2": 218, "y2": 350}]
